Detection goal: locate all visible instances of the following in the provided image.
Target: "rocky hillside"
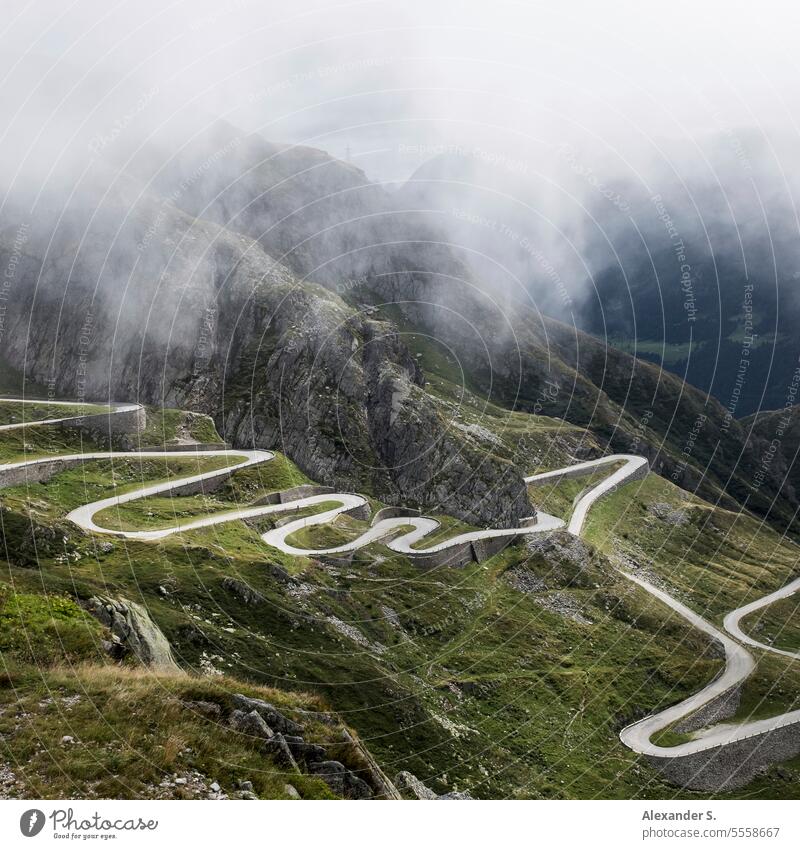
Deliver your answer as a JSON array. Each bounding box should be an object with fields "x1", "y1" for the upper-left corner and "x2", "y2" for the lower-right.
[
  {"x1": 0, "y1": 586, "x2": 392, "y2": 800},
  {"x1": 2, "y1": 123, "x2": 797, "y2": 535},
  {"x1": 126, "y1": 123, "x2": 798, "y2": 537},
  {"x1": 0, "y1": 167, "x2": 526, "y2": 527}
]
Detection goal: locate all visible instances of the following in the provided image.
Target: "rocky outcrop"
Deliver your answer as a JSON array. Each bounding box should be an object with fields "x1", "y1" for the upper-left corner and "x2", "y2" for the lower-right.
[
  {"x1": 221, "y1": 577, "x2": 265, "y2": 607},
  {"x1": 223, "y1": 694, "x2": 386, "y2": 799},
  {"x1": 84, "y1": 596, "x2": 179, "y2": 670},
  {"x1": 308, "y1": 760, "x2": 372, "y2": 800},
  {"x1": 395, "y1": 770, "x2": 438, "y2": 800},
  {"x1": 0, "y1": 506, "x2": 76, "y2": 569},
  {"x1": 230, "y1": 694, "x2": 304, "y2": 735},
  {"x1": 394, "y1": 771, "x2": 473, "y2": 800},
  {"x1": 514, "y1": 531, "x2": 598, "y2": 589},
  {"x1": 359, "y1": 355, "x2": 527, "y2": 527}
]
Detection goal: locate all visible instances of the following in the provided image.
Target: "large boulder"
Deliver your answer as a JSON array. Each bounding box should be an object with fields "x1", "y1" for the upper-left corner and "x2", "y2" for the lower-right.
[
  {"x1": 308, "y1": 760, "x2": 373, "y2": 800},
  {"x1": 85, "y1": 596, "x2": 178, "y2": 670}
]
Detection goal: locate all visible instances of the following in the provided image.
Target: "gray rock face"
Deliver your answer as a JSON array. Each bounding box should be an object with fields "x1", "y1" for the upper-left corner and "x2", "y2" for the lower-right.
[
  {"x1": 521, "y1": 531, "x2": 598, "y2": 588},
  {"x1": 231, "y1": 709, "x2": 274, "y2": 740},
  {"x1": 221, "y1": 577, "x2": 265, "y2": 607},
  {"x1": 358, "y1": 357, "x2": 528, "y2": 527},
  {"x1": 394, "y1": 770, "x2": 438, "y2": 800},
  {"x1": 0, "y1": 174, "x2": 527, "y2": 528},
  {"x1": 283, "y1": 735, "x2": 327, "y2": 765},
  {"x1": 263, "y1": 734, "x2": 300, "y2": 772},
  {"x1": 85, "y1": 596, "x2": 178, "y2": 670},
  {"x1": 647, "y1": 502, "x2": 690, "y2": 526},
  {"x1": 394, "y1": 771, "x2": 474, "y2": 800},
  {"x1": 308, "y1": 760, "x2": 373, "y2": 800},
  {"x1": 231, "y1": 694, "x2": 303, "y2": 736}
]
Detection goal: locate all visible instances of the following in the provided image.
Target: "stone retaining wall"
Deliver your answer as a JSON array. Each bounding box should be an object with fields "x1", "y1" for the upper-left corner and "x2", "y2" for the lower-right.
[
  {"x1": 648, "y1": 722, "x2": 800, "y2": 790},
  {"x1": 470, "y1": 534, "x2": 519, "y2": 563},
  {"x1": 408, "y1": 540, "x2": 476, "y2": 570},
  {"x1": 342, "y1": 499, "x2": 371, "y2": 522},
  {"x1": 254, "y1": 485, "x2": 334, "y2": 505},
  {"x1": 371, "y1": 506, "x2": 420, "y2": 524},
  {"x1": 0, "y1": 457, "x2": 86, "y2": 488},
  {"x1": 409, "y1": 533, "x2": 521, "y2": 569},
  {"x1": 138, "y1": 442, "x2": 228, "y2": 452},
  {"x1": 674, "y1": 685, "x2": 742, "y2": 734},
  {"x1": 165, "y1": 467, "x2": 245, "y2": 497},
  {"x1": 57, "y1": 405, "x2": 146, "y2": 437}
]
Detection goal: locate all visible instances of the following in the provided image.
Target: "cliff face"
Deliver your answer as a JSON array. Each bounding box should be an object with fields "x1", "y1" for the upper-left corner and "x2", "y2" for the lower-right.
[{"x1": 0, "y1": 167, "x2": 528, "y2": 527}]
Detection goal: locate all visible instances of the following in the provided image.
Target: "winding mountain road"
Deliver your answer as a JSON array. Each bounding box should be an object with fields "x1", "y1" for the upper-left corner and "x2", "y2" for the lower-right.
[
  {"x1": 1, "y1": 398, "x2": 799, "y2": 767},
  {"x1": 724, "y1": 578, "x2": 800, "y2": 661}
]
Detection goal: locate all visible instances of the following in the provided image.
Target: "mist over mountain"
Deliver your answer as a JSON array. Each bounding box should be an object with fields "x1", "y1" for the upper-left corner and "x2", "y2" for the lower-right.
[
  {"x1": 1, "y1": 103, "x2": 799, "y2": 537},
  {"x1": 396, "y1": 132, "x2": 800, "y2": 417},
  {"x1": 5, "y1": 1, "x2": 800, "y2": 809}
]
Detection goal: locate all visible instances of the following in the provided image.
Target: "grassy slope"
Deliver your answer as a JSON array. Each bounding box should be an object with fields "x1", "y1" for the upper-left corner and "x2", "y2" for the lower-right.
[
  {"x1": 0, "y1": 405, "x2": 222, "y2": 463},
  {"x1": 135, "y1": 406, "x2": 223, "y2": 447},
  {"x1": 738, "y1": 595, "x2": 800, "y2": 655},
  {"x1": 0, "y1": 400, "x2": 110, "y2": 425},
  {"x1": 0, "y1": 664, "x2": 351, "y2": 800},
  {"x1": 0, "y1": 587, "x2": 347, "y2": 800},
  {"x1": 2, "y1": 457, "x2": 241, "y2": 523},
  {"x1": 399, "y1": 332, "x2": 602, "y2": 475},
  {"x1": 582, "y1": 473, "x2": 800, "y2": 731},
  {"x1": 2, "y1": 406, "x2": 800, "y2": 799},
  {"x1": 528, "y1": 461, "x2": 626, "y2": 522},
  {"x1": 0, "y1": 409, "x2": 358, "y2": 800}
]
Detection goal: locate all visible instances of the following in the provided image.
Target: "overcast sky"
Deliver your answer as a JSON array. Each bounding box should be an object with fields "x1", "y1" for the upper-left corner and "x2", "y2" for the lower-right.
[{"x1": 2, "y1": 0, "x2": 799, "y2": 183}]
